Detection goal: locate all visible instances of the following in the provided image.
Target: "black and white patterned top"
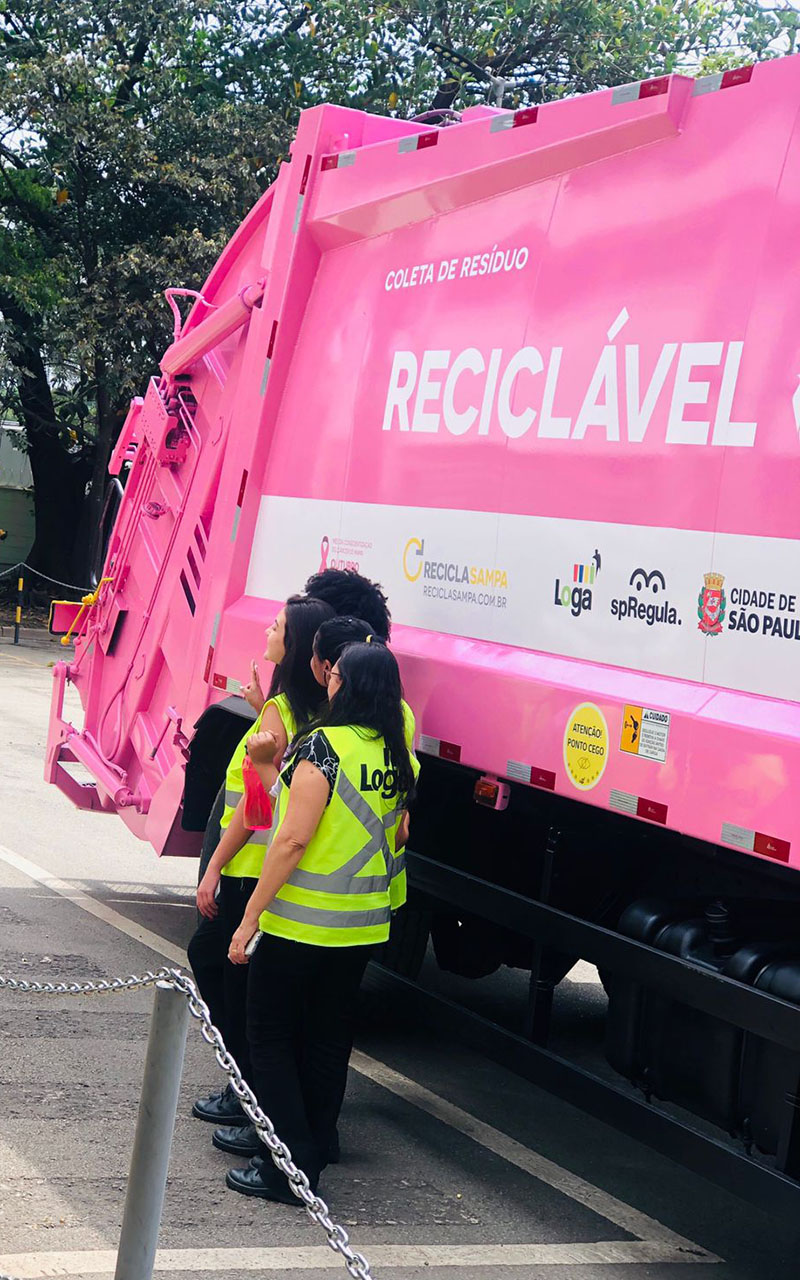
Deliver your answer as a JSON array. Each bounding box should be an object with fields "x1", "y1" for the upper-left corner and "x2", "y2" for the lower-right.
[{"x1": 283, "y1": 730, "x2": 340, "y2": 804}]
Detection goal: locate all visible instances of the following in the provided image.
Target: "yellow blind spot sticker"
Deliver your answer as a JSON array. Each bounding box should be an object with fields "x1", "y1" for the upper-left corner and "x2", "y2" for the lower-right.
[{"x1": 563, "y1": 702, "x2": 609, "y2": 791}]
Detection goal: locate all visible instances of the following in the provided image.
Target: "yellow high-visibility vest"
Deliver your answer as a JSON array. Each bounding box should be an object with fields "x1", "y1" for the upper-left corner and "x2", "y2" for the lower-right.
[
  {"x1": 220, "y1": 694, "x2": 296, "y2": 879},
  {"x1": 259, "y1": 723, "x2": 419, "y2": 947}
]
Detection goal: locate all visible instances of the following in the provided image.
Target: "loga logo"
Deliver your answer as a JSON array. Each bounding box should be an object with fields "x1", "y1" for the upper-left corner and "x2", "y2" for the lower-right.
[
  {"x1": 698, "y1": 571, "x2": 726, "y2": 636},
  {"x1": 611, "y1": 567, "x2": 681, "y2": 628},
  {"x1": 554, "y1": 550, "x2": 601, "y2": 618},
  {"x1": 403, "y1": 536, "x2": 424, "y2": 583}
]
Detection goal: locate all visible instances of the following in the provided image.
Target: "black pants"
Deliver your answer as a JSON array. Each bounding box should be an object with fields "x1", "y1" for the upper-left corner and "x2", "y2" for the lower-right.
[
  {"x1": 187, "y1": 876, "x2": 255, "y2": 1085},
  {"x1": 246, "y1": 933, "x2": 371, "y2": 1183}
]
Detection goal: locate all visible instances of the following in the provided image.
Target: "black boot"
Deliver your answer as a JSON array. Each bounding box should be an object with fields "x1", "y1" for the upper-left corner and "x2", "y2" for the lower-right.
[
  {"x1": 213, "y1": 1121, "x2": 342, "y2": 1163},
  {"x1": 225, "y1": 1157, "x2": 315, "y2": 1205},
  {"x1": 192, "y1": 1084, "x2": 248, "y2": 1126},
  {"x1": 213, "y1": 1122, "x2": 260, "y2": 1156}
]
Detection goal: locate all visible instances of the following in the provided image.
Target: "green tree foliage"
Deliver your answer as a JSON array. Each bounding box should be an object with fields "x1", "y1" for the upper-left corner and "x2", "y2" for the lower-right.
[{"x1": 0, "y1": 0, "x2": 795, "y2": 579}]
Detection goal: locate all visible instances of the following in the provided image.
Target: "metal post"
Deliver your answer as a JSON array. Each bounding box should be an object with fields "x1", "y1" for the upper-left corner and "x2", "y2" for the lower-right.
[
  {"x1": 13, "y1": 574, "x2": 22, "y2": 645},
  {"x1": 115, "y1": 981, "x2": 190, "y2": 1280}
]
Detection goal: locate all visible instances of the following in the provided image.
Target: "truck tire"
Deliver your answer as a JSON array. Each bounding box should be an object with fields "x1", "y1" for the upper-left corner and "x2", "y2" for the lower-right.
[
  {"x1": 195, "y1": 784, "x2": 225, "y2": 923},
  {"x1": 380, "y1": 892, "x2": 432, "y2": 980}
]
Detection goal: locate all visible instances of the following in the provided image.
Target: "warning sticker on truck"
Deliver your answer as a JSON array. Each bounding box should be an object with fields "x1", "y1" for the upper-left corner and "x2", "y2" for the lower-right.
[
  {"x1": 563, "y1": 703, "x2": 609, "y2": 791},
  {"x1": 620, "y1": 705, "x2": 670, "y2": 763}
]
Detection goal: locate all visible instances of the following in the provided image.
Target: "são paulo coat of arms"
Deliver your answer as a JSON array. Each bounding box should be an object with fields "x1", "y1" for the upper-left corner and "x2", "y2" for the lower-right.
[{"x1": 698, "y1": 571, "x2": 726, "y2": 636}]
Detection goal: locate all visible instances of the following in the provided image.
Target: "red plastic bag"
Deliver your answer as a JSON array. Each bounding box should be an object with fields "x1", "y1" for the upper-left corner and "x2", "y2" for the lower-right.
[{"x1": 242, "y1": 755, "x2": 273, "y2": 830}]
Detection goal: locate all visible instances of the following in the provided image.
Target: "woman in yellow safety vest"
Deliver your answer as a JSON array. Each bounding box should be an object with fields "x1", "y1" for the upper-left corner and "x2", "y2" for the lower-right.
[
  {"x1": 209, "y1": 615, "x2": 416, "y2": 1163},
  {"x1": 188, "y1": 595, "x2": 334, "y2": 1126},
  {"x1": 225, "y1": 640, "x2": 418, "y2": 1203}
]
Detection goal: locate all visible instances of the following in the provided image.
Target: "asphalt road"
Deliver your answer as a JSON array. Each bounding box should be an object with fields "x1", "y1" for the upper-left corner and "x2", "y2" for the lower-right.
[{"x1": 0, "y1": 638, "x2": 799, "y2": 1280}]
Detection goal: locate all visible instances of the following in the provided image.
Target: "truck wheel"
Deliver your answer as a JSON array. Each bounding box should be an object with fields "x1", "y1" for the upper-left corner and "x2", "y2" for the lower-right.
[
  {"x1": 380, "y1": 892, "x2": 432, "y2": 980},
  {"x1": 195, "y1": 784, "x2": 225, "y2": 923}
]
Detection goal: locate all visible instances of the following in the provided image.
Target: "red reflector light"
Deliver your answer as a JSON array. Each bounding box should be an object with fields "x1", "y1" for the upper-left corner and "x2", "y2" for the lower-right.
[
  {"x1": 236, "y1": 469, "x2": 248, "y2": 508},
  {"x1": 636, "y1": 797, "x2": 668, "y2": 824},
  {"x1": 417, "y1": 131, "x2": 439, "y2": 150},
  {"x1": 320, "y1": 155, "x2": 338, "y2": 171},
  {"x1": 722, "y1": 65, "x2": 753, "y2": 89},
  {"x1": 474, "y1": 779, "x2": 499, "y2": 805},
  {"x1": 753, "y1": 832, "x2": 791, "y2": 863},
  {"x1": 639, "y1": 77, "x2": 669, "y2": 99},
  {"x1": 513, "y1": 107, "x2": 539, "y2": 128},
  {"x1": 299, "y1": 154, "x2": 312, "y2": 194},
  {"x1": 531, "y1": 767, "x2": 556, "y2": 791},
  {"x1": 439, "y1": 740, "x2": 461, "y2": 762},
  {"x1": 203, "y1": 646, "x2": 214, "y2": 683}
]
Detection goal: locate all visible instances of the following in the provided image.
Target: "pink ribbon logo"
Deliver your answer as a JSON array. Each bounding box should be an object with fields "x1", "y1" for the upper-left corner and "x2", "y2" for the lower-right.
[{"x1": 319, "y1": 536, "x2": 330, "y2": 573}]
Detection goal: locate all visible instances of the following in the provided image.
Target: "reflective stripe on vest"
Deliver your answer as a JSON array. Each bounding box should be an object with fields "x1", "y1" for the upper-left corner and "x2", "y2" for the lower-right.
[
  {"x1": 259, "y1": 725, "x2": 418, "y2": 947},
  {"x1": 220, "y1": 693, "x2": 296, "y2": 879}
]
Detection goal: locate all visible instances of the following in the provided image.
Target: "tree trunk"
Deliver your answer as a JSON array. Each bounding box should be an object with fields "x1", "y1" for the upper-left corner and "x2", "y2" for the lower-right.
[
  {"x1": 74, "y1": 347, "x2": 122, "y2": 584},
  {"x1": 0, "y1": 293, "x2": 92, "y2": 590}
]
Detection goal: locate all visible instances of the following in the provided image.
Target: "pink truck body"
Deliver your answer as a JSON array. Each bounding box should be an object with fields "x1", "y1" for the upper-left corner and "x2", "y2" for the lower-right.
[{"x1": 46, "y1": 55, "x2": 800, "y2": 873}]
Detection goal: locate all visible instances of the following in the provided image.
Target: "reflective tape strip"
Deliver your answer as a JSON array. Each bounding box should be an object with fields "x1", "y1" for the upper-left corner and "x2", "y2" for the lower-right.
[
  {"x1": 609, "y1": 789, "x2": 638, "y2": 816},
  {"x1": 693, "y1": 65, "x2": 753, "y2": 96},
  {"x1": 397, "y1": 132, "x2": 438, "y2": 154},
  {"x1": 328, "y1": 772, "x2": 392, "y2": 874},
  {"x1": 390, "y1": 850, "x2": 406, "y2": 880},
  {"x1": 610, "y1": 790, "x2": 667, "y2": 824},
  {"x1": 224, "y1": 789, "x2": 239, "y2": 810},
  {"x1": 320, "y1": 150, "x2": 356, "y2": 170},
  {"x1": 721, "y1": 822, "x2": 755, "y2": 851},
  {"x1": 612, "y1": 77, "x2": 669, "y2": 105},
  {"x1": 290, "y1": 867, "x2": 389, "y2": 894},
  {"x1": 245, "y1": 827, "x2": 273, "y2": 847},
  {"x1": 611, "y1": 82, "x2": 641, "y2": 105},
  {"x1": 212, "y1": 674, "x2": 240, "y2": 693},
  {"x1": 291, "y1": 193, "x2": 304, "y2": 234},
  {"x1": 693, "y1": 72, "x2": 724, "y2": 96},
  {"x1": 266, "y1": 897, "x2": 392, "y2": 930},
  {"x1": 283, "y1": 770, "x2": 397, "y2": 898},
  {"x1": 230, "y1": 506, "x2": 241, "y2": 542},
  {"x1": 260, "y1": 357, "x2": 271, "y2": 396},
  {"x1": 506, "y1": 759, "x2": 530, "y2": 782},
  {"x1": 210, "y1": 612, "x2": 221, "y2": 647},
  {"x1": 721, "y1": 823, "x2": 789, "y2": 862},
  {"x1": 419, "y1": 734, "x2": 461, "y2": 763},
  {"x1": 490, "y1": 107, "x2": 539, "y2": 132}
]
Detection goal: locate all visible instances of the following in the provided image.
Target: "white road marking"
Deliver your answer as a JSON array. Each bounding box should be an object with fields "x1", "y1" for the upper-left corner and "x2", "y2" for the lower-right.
[
  {"x1": 0, "y1": 843, "x2": 720, "y2": 1266},
  {"x1": 563, "y1": 960, "x2": 602, "y2": 985},
  {"x1": 0, "y1": 1241, "x2": 719, "y2": 1276},
  {"x1": 352, "y1": 1051, "x2": 716, "y2": 1257},
  {"x1": 0, "y1": 1137, "x2": 106, "y2": 1250},
  {"x1": 0, "y1": 845, "x2": 187, "y2": 966}
]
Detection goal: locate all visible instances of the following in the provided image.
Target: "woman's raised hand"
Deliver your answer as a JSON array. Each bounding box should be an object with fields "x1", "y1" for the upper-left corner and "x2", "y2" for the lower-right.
[
  {"x1": 241, "y1": 659, "x2": 265, "y2": 713},
  {"x1": 246, "y1": 729, "x2": 279, "y2": 765}
]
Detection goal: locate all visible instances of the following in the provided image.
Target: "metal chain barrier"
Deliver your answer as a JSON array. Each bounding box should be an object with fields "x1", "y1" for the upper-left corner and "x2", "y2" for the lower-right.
[
  {"x1": 0, "y1": 966, "x2": 375, "y2": 1280},
  {"x1": 0, "y1": 560, "x2": 89, "y2": 593}
]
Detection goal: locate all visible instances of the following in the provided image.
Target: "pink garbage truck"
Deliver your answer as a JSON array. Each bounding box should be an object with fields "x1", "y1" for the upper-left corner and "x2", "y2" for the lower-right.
[{"x1": 46, "y1": 53, "x2": 800, "y2": 1204}]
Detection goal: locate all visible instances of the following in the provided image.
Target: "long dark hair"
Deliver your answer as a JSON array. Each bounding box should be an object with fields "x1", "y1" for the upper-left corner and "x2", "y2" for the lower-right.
[
  {"x1": 291, "y1": 642, "x2": 416, "y2": 804},
  {"x1": 314, "y1": 616, "x2": 372, "y2": 665},
  {"x1": 268, "y1": 595, "x2": 335, "y2": 726}
]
